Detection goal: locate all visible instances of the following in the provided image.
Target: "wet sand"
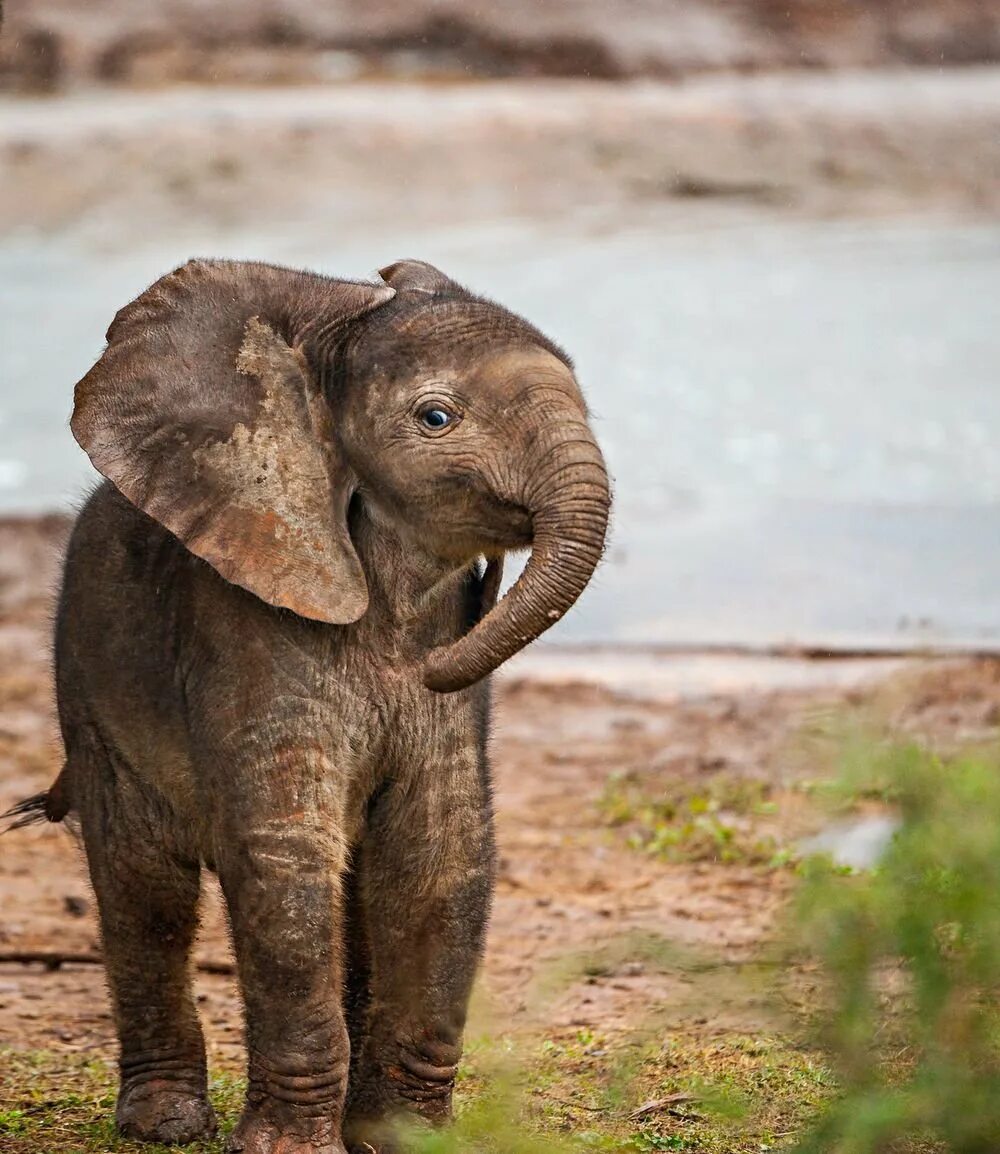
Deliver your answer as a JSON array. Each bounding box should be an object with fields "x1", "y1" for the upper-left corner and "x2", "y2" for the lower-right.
[
  {"x1": 4, "y1": 211, "x2": 1000, "y2": 650},
  {"x1": 3, "y1": 71, "x2": 1000, "y2": 241}
]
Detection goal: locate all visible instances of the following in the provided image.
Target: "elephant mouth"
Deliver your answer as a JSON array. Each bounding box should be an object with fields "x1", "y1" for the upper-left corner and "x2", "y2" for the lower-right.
[
  {"x1": 480, "y1": 523, "x2": 533, "y2": 553},
  {"x1": 432, "y1": 499, "x2": 534, "y2": 561},
  {"x1": 479, "y1": 498, "x2": 534, "y2": 549}
]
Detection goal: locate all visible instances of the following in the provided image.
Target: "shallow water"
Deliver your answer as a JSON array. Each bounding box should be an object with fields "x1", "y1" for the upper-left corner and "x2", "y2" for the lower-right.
[
  {"x1": 799, "y1": 814, "x2": 901, "y2": 871},
  {"x1": 1, "y1": 212, "x2": 998, "y2": 648}
]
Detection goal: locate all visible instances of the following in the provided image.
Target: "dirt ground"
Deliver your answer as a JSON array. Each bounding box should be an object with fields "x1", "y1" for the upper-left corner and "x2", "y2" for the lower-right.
[
  {"x1": 3, "y1": 70, "x2": 999, "y2": 247},
  {"x1": 1, "y1": 514, "x2": 998, "y2": 1134}
]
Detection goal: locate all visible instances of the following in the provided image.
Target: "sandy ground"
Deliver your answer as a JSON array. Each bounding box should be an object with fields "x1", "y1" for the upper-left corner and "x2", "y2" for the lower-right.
[
  {"x1": 1, "y1": 515, "x2": 998, "y2": 1077},
  {"x1": 3, "y1": 70, "x2": 999, "y2": 245}
]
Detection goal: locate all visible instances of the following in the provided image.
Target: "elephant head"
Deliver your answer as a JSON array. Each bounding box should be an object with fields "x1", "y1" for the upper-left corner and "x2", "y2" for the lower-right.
[{"x1": 71, "y1": 258, "x2": 611, "y2": 693}]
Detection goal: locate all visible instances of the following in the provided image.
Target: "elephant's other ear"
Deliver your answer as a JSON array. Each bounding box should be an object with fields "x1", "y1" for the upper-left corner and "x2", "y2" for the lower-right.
[
  {"x1": 378, "y1": 259, "x2": 462, "y2": 295},
  {"x1": 71, "y1": 259, "x2": 393, "y2": 623}
]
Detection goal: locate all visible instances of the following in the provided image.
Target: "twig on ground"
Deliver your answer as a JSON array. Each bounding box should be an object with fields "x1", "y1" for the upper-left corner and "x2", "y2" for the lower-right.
[
  {"x1": 0, "y1": 949, "x2": 235, "y2": 975},
  {"x1": 629, "y1": 1092, "x2": 696, "y2": 1119},
  {"x1": 540, "y1": 1094, "x2": 607, "y2": 1113}
]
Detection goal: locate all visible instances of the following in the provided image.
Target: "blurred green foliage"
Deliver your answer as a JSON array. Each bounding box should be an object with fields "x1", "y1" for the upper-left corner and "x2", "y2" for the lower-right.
[{"x1": 793, "y1": 742, "x2": 1000, "y2": 1153}]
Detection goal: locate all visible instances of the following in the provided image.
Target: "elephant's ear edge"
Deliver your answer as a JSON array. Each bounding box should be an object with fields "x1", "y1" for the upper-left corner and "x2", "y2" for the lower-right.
[{"x1": 70, "y1": 259, "x2": 393, "y2": 624}]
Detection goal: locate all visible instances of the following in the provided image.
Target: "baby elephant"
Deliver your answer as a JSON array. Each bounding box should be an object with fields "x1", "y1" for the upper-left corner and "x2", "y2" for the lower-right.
[{"x1": 20, "y1": 258, "x2": 610, "y2": 1152}]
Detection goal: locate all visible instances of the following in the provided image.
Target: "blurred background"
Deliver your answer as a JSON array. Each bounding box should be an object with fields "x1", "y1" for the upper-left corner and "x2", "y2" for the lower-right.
[
  {"x1": 1, "y1": 0, "x2": 998, "y2": 654},
  {"x1": 5, "y1": 11, "x2": 1000, "y2": 1148}
]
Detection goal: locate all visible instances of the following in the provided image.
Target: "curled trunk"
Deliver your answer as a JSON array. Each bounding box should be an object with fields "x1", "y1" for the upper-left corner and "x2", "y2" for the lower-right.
[{"x1": 423, "y1": 429, "x2": 610, "y2": 693}]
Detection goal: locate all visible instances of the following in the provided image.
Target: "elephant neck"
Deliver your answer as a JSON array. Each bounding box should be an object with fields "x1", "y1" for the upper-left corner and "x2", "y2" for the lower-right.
[{"x1": 349, "y1": 496, "x2": 472, "y2": 638}]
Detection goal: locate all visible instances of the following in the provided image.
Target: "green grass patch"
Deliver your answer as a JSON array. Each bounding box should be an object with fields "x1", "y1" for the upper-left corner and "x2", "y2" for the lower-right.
[
  {"x1": 789, "y1": 742, "x2": 1000, "y2": 1153},
  {"x1": 523, "y1": 1030, "x2": 835, "y2": 1153},
  {"x1": 599, "y1": 770, "x2": 786, "y2": 866},
  {"x1": 0, "y1": 1051, "x2": 243, "y2": 1152},
  {"x1": 0, "y1": 1032, "x2": 836, "y2": 1153}
]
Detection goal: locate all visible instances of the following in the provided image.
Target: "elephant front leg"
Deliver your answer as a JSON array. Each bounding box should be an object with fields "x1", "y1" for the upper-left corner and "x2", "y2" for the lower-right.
[
  {"x1": 344, "y1": 755, "x2": 495, "y2": 1153},
  {"x1": 218, "y1": 818, "x2": 351, "y2": 1154}
]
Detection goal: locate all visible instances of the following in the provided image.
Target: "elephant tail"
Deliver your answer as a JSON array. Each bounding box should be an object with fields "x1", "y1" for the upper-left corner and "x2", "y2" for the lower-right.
[{"x1": 2, "y1": 762, "x2": 72, "y2": 831}]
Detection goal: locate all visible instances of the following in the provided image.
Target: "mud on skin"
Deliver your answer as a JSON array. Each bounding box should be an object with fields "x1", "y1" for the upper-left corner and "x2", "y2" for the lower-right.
[{"x1": 8, "y1": 258, "x2": 610, "y2": 1153}]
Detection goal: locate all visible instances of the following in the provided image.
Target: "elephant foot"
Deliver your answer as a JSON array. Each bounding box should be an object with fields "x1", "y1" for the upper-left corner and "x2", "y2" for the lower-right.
[
  {"x1": 225, "y1": 1109, "x2": 347, "y2": 1154},
  {"x1": 116, "y1": 1080, "x2": 216, "y2": 1144}
]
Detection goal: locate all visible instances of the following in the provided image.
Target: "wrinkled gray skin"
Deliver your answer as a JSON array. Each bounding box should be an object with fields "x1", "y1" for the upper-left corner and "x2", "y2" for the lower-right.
[{"x1": 34, "y1": 258, "x2": 609, "y2": 1153}]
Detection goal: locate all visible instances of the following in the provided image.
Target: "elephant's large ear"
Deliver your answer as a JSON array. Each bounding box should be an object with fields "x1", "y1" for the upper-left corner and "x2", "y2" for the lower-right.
[
  {"x1": 378, "y1": 259, "x2": 462, "y2": 295},
  {"x1": 71, "y1": 258, "x2": 394, "y2": 623}
]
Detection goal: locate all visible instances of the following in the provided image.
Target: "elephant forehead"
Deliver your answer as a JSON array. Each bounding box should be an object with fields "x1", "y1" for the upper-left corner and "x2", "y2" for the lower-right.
[
  {"x1": 390, "y1": 345, "x2": 578, "y2": 397},
  {"x1": 355, "y1": 351, "x2": 572, "y2": 422},
  {"x1": 472, "y1": 346, "x2": 578, "y2": 391}
]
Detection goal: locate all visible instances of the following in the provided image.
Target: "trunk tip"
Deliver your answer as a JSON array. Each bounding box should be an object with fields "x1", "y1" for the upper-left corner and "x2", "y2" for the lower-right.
[
  {"x1": 422, "y1": 659, "x2": 480, "y2": 694},
  {"x1": 422, "y1": 643, "x2": 493, "y2": 693}
]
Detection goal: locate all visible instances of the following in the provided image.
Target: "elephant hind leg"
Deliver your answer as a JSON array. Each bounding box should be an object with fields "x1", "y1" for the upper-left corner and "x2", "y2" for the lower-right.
[{"x1": 75, "y1": 742, "x2": 215, "y2": 1145}]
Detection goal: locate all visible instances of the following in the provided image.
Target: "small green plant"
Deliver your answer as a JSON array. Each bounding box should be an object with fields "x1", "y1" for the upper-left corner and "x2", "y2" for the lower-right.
[
  {"x1": 600, "y1": 771, "x2": 783, "y2": 866},
  {"x1": 792, "y1": 742, "x2": 1000, "y2": 1152}
]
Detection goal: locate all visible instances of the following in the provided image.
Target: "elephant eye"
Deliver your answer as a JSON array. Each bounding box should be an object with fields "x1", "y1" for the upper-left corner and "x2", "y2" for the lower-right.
[{"x1": 417, "y1": 404, "x2": 458, "y2": 433}]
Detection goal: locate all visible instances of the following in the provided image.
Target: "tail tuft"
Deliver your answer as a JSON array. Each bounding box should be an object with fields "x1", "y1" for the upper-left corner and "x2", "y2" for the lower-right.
[
  {"x1": 2, "y1": 765, "x2": 71, "y2": 831},
  {"x1": 2, "y1": 792, "x2": 53, "y2": 830}
]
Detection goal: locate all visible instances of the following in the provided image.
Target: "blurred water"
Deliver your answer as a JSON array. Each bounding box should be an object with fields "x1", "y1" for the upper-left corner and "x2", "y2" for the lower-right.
[
  {"x1": 799, "y1": 814, "x2": 900, "y2": 871},
  {"x1": 1, "y1": 213, "x2": 998, "y2": 648}
]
